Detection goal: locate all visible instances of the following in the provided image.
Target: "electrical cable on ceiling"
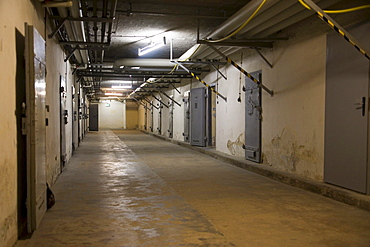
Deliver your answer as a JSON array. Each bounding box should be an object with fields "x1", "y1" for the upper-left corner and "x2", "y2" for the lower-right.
[
  {"x1": 299, "y1": 0, "x2": 369, "y2": 60},
  {"x1": 298, "y1": 0, "x2": 370, "y2": 13},
  {"x1": 205, "y1": 0, "x2": 267, "y2": 43}
]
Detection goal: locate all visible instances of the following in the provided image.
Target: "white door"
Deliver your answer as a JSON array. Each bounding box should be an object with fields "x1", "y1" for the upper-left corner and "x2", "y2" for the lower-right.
[{"x1": 25, "y1": 25, "x2": 47, "y2": 232}]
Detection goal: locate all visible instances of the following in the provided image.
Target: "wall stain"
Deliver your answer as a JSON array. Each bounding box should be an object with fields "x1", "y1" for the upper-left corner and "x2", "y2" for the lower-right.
[
  {"x1": 227, "y1": 133, "x2": 244, "y2": 157},
  {"x1": 263, "y1": 128, "x2": 322, "y2": 180},
  {"x1": 0, "y1": 210, "x2": 16, "y2": 245}
]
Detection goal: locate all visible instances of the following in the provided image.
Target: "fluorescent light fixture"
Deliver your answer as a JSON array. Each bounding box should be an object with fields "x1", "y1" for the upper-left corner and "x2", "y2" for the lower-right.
[
  {"x1": 111, "y1": 85, "x2": 132, "y2": 89},
  {"x1": 131, "y1": 66, "x2": 141, "y2": 70},
  {"x1": 138, "y1": 37, "x2": 166, "y2": 56},
  {"x1": 105, "y1": 92, "x2": 123, "y2": 96}
]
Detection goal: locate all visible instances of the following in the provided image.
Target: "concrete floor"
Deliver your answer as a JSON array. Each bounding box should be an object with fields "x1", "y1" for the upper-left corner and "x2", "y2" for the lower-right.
[{"x1": 16, "y1": 130, "x2": 370, "y2": 247}]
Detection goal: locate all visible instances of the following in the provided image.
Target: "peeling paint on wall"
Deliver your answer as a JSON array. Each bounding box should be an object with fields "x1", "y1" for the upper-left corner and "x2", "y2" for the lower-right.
[
  {"x1": 227, "y1": 133, "x2": 244, "y2": 157},
  {"x1": 263, "y1": 128, "x2": 322, "y2": 180}
]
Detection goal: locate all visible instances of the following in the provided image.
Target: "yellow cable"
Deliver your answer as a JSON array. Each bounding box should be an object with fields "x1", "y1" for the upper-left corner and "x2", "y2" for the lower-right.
[
  {"x1": 324, "y1": 5, "x2": 370, "y2": 14},
  {"x1": 206, "y1": 0, "x2": 267, "y2": 43},
  {"x1": 299, "y1": 0, "x2": 370, "y2": 14}
]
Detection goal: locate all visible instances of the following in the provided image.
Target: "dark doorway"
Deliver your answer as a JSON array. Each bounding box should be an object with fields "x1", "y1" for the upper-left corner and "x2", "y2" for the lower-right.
[
  {"x1": 15, "y1": 28, "x2": 28, "y2": 238},
  {"x1": 89, "y1": 104, "x2": 99, "y2": 131}
]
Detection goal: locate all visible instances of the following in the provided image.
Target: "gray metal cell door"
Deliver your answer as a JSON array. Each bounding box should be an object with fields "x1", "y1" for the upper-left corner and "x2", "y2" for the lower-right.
[
  {"x1": 144, "y1": 106, "x2": 147, "y2": 130},
  {"x1": 150, "y1": 103, "x2": 154, "y2": 132},
  {"x1": 168, "y1": 99, "x2": 174, "y2": 138},
  {"x1": 245, "y1": 71, "x2": 262, "y2": 163},
  {"x1": 324, "y1": 22, "x2": 369, "y2": 193},
  {"x1": 89, "y1": 104, "x2": 99, "y2": 131},
  {"x1": 158, "y1": 101, "x2": 162, "y2": 134},
  {"x1": 183, "y1": 96, "x2": 190, "y2": 142},
  {"x1": 190, "y1": 87, "x2": 206, "y2": 146},
  {"x1": 25, "y1": 25, "x2": 47, "y2": 232},
  {"x1": 60, "y1": 76, "x2": 67, "y2": 170}
]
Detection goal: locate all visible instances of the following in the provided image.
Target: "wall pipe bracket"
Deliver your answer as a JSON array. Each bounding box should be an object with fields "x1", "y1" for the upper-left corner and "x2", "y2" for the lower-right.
[
  {"x1": 157, "y1": 88, "x2": 181, "y2": 107},
  {"x1": 173, "y1": 61, "x2": 227, "y2": 101},
  {"x1": 141, "y1": 89, "x2": 169, "y2": 108},
  {"x1": 207, "y1": 44, "x2": 274, "y2": 96}
]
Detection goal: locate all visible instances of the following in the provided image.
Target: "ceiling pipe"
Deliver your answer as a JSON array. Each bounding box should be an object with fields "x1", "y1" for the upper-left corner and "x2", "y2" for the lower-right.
[
  {"x1": 181, "y1": 0, "x2": 325, "y2": 60},
  {"x1": 107, "y1": 0, "x2": 118, "y2": 44},
  {"x1": 249, "y1": 0, "x2": 338, "y2": 38},
  {"x1": 70, "y1": 0, "x2": 89, "y2": 64},
  {"x1": 114, "y1": 58, "x2": 176, "y2": 68},
  {"x1": 42, "y1": 1, "x2": 73, "y2": 8},
  {"x1": 206, "y1": 0, "x2": 280, "y2": 40},
  {"x1": 178, "y1": 0, "x2": 278, "y2": 60}
]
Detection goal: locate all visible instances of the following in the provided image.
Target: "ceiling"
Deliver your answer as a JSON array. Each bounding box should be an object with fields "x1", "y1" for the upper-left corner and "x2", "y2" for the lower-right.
[{"x1": 44, "y1": 0, "x2": 370, "y2": 100}]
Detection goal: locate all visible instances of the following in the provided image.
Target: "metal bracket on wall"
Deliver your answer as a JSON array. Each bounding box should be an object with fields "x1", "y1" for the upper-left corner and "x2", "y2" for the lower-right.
[
  {"x1": 140, "y1": 89, "x2": 169, "y2": 108},
  {"x1": 207, "y1": 44, "x2": 274, "y2": 96},
  {"x1": 169, "y1": 82, "x2": 181, "y2": 94},
  {"x1": 48, "y1": 17, "x2": 67, "y2": 39},
  {"x1": 157, "y1": 88, "x2": 181, "y2": 107},
  {"x1": 132, "y1": 97, "x2": 149, "y2": 110},
  {"x1": 211, "y1": 64, "x2": 227, "y2": 80},
  {"x1": 48, "y1": 16, "x2": 114, "y2": 39},
  {"x1": 64, "y1": 46, "x2": 78, "y2": 62},
  {"x1": 174, "y1": 61, "x2": 227, "y2": 101},
  {"x1": 253, "y1": 48, "x2": 273, "y2": 68},
  {"x1": 141, "y1": 97, "x2": 159, "y2": 110}
]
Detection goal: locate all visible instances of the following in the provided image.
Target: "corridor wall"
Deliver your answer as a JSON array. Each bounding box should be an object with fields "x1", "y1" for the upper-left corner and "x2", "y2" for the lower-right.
[{"x1": 0, "y1": 1, "x2": 77, "y2": 246}]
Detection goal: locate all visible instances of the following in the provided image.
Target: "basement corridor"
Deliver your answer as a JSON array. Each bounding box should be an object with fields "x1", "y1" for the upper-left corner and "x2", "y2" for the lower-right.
[{"x1": 15, "y1": 130, "x2": 370, "y2": 247}]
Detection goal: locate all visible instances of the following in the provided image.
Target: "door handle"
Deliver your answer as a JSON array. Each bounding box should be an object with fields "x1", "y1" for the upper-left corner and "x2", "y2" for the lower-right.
[{"x1": 354, "y1": 97, "x2": 366, "y2": 116}]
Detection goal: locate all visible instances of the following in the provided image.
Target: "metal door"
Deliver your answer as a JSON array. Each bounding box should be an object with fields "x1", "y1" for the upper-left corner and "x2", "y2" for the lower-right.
[
  {"x1": 324, "y1": 22, "x2": 369, "y2": 193},
  {"x1": 144, "y1": 106, "x2": 147, "y2": 130},
  {"x1": 183, "y1": 93, "x2": 190, "y2": 142},
  {"x1": 60, "y1": 76, "x2": 67, "y2": 170},
  {"x1": 245, "y1": 71, "x2": 262, "y2": 163},
  {"x1": 25, "y1": 25, "x2": 47, "y2": 232},
  {"x1": 190, "y1": 87, "x2": 206, "y2": 146},
  {"x1": 211, "y1": 90, "x2": 217, "y2": 146},
  {"x1": 150, "y1": 102, "x2": 154, "y2": 132},
  {"x1": 158, "y1": 100, "x2": 162, "y2": 134},
  {"x1": 89, "y1": 104, "x2": 99, "y2": 131},
  {"x1": 168, "y1": 97, "x2": 174, "y2": 138}
]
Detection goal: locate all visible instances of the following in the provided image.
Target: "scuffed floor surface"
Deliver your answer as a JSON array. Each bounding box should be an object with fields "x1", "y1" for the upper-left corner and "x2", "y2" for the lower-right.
[{"x1": 16, "y1": 130, "x2": 370, "y2": 247}]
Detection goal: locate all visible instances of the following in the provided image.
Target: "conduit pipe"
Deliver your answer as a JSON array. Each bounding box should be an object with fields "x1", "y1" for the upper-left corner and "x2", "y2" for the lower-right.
[
  {"x1": 70, "y1": 0, "x2": 89, "y2": 64},
  {"x1": 245, "y1": 0, "x2": 338, "y2": 38},
  {"x1": 181, "y1": 0, "x2": 279, "y2": 60},
  {"x1": 206, "y1": 0, "x2": 279, "y2": 40},
  {"x1": 114, "y1": 59, "x2": 176, "y2": 68}
]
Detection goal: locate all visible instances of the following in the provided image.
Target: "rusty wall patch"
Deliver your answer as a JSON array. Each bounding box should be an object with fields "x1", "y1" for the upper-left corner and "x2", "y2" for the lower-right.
[{"x1": 263, "y1": 128, "x2": 322, "y2": 180}]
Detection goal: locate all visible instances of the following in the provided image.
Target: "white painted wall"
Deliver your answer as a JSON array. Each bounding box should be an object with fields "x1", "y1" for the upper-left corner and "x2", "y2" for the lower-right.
[{"x1": 98, "y1": 100, "x2": 126, "y2": 129}]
